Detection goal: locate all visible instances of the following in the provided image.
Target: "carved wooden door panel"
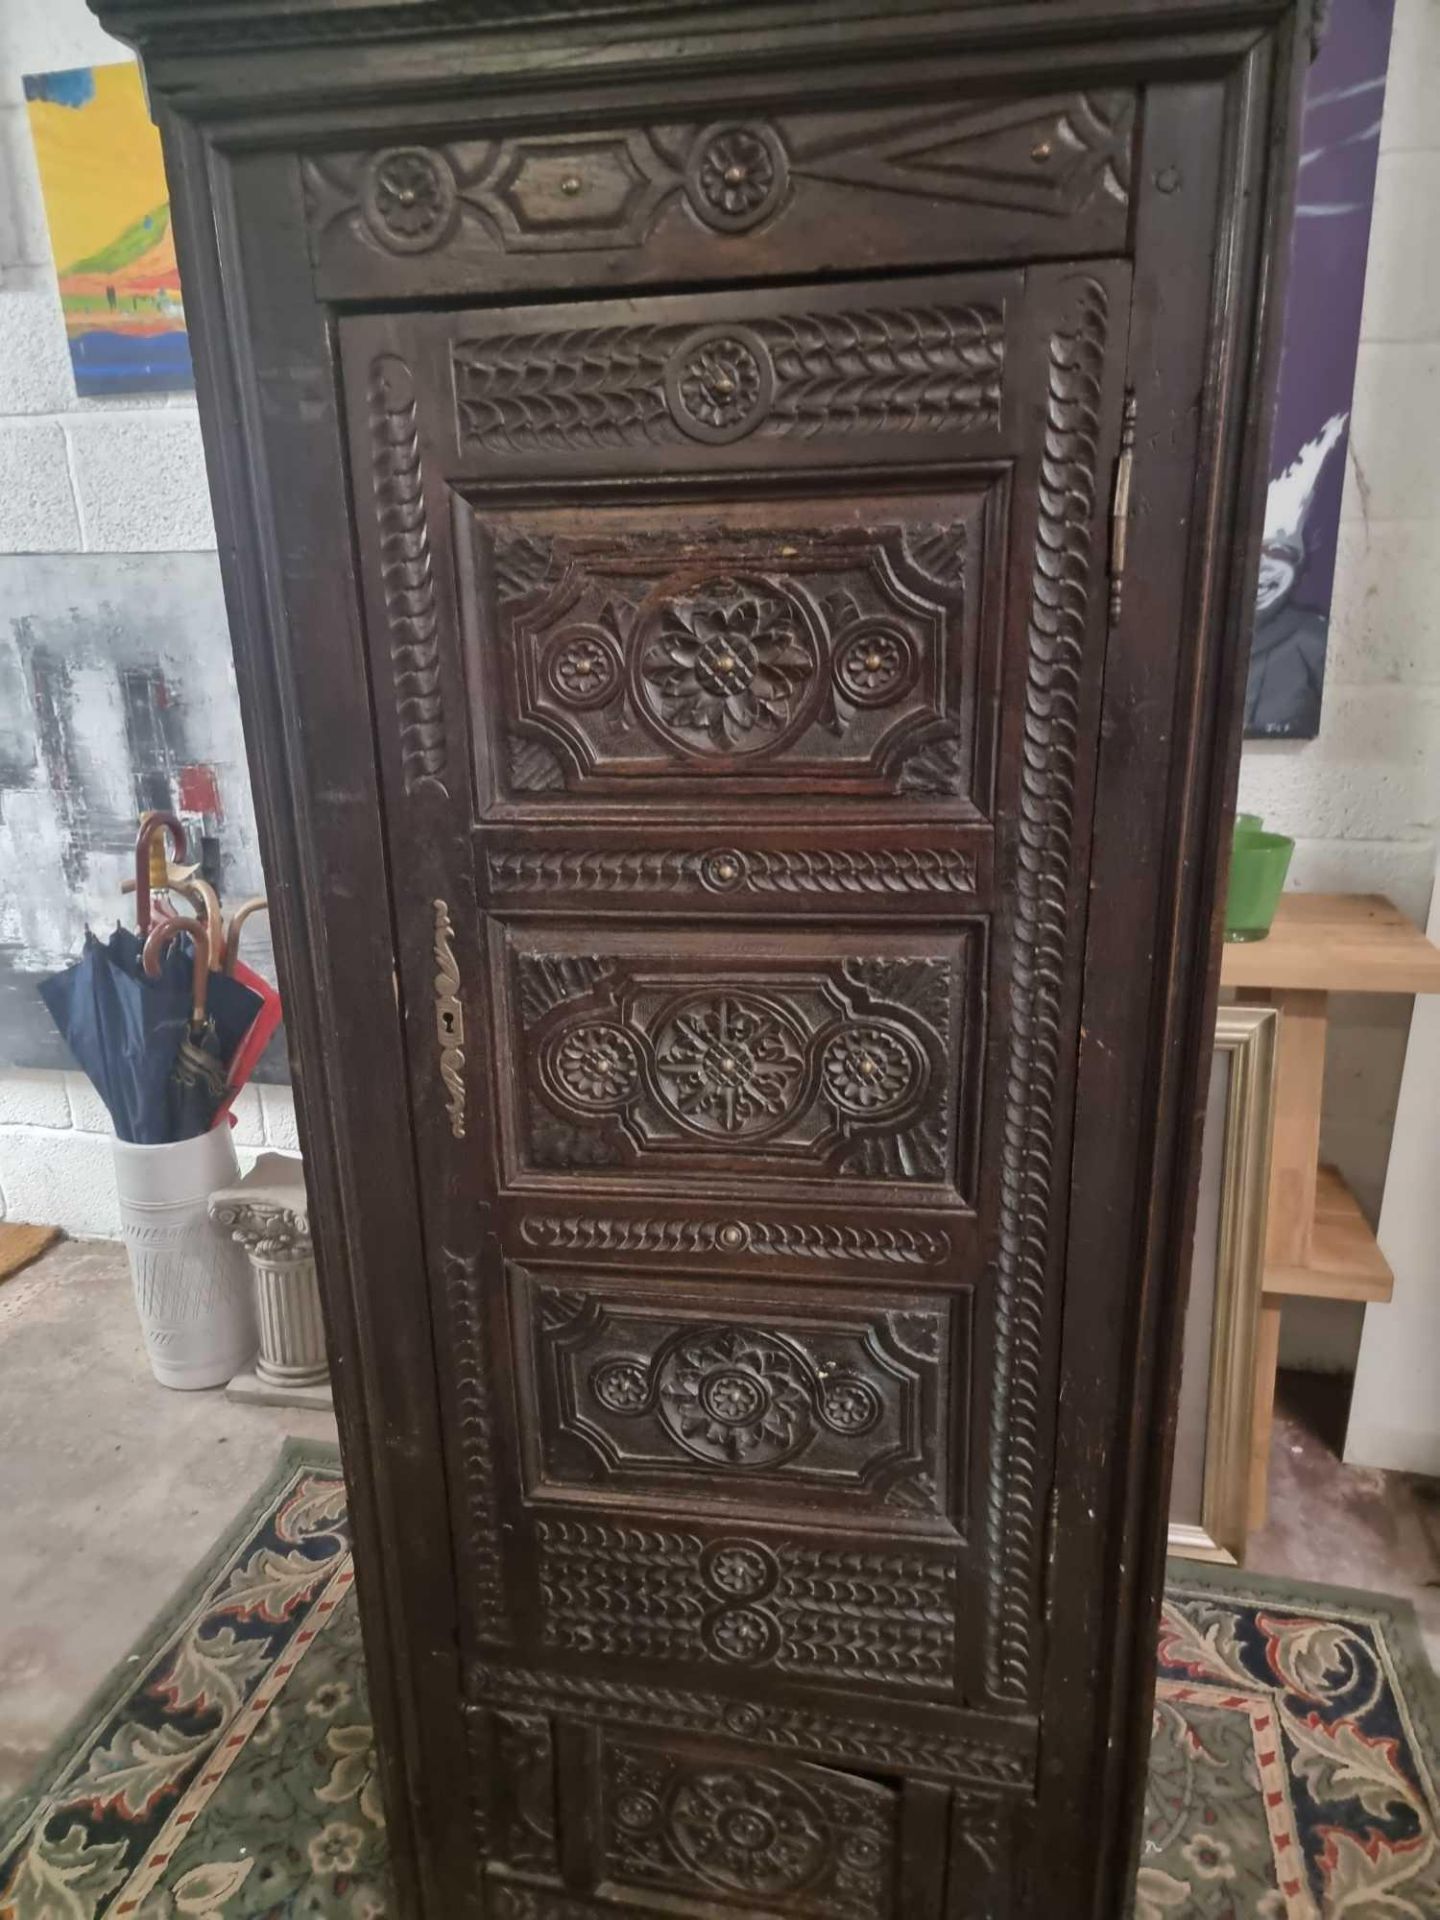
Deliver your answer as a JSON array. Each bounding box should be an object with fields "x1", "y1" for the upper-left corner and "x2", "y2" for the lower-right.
[{"x1": 341, "y1": 258, "x2": 1129, "y2": 1914}]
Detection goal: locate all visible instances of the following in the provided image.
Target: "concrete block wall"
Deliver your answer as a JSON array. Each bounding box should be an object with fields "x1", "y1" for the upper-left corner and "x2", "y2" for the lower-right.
[
  {"x1": 0, "y1": 1071, "x2": 297, "y2": 1238},
  {"x1": 0, "y1": 0, "x2": 294, "y2": 1238},
  {"x1": 1236, "y1": 0, "x2": 1440, "y2": 1369}
]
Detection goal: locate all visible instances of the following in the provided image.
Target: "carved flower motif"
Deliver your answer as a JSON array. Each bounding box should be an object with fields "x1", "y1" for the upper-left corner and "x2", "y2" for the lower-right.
[
  {"x1": 551, "y1": 1022, "x2": 641, "y2": 1110},
  {"x1": 657, "y1": 1326, "x2": 813, "y2": 1465},
  {"x1": 696, "y1": 128, "x2": 778, "y2": 219},
  {"x1": 676, "y1": 338, "x2": 765, "y2": 434},
  {"x1": 643, "y1": 580, "x2": 813, "y2": 751},
  {"x1": 652, "y1": 993, "x2": 807, "y2": 1136},
  {"x1": 592, "y1": 1358, "x2": 650, "y2": 1414},
  {"x1": 820, "y1": 1024, "x2": 920, "y2": 1117},
  {"x1": 614, "y1": 1789, "x2": 661, "y2": 1831},
  {"x1": 549, "y1": 632, "x2": 619, "y2": 706},
  {"x1": 834, "y1": 624, "x2": 913, "y2": 705},
  {"x1": 839, "y1": 1829, "x2": 884, "y2": 1872},
  {"x1": 706, "y1": 1544, "x2": 773, "y2": 1598},
  {"x1": 820, "y1": 1375, "x2": 883, "y2": 1435},
  {"x1": 707, "y1": 1606, "x2": 778, "y2": 1664},
  {"x1": 669, "y1": 1766, "x2": 826, "y2": 1894},
  {"x1": 364, "y1": 147, "x2": 457, "y2": 251},
  {"x1": 686, "y1": 122, "x2": 788, "y2": 234}
]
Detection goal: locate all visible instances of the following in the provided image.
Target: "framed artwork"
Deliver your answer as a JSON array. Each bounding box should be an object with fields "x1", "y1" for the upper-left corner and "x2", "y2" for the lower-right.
[
  {"x1": 1168, "y1": 1005, "x2": 1278, "y2": 1563},
  {"x1": 23, "y1": 62, "x2": 193, "y2": 397},
  {"x1": 1243, "y1": 0, "x2": 1394, "y2": 739}
]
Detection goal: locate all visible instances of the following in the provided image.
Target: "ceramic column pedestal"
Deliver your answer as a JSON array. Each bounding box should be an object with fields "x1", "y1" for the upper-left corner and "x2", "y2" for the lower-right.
[{"x1": 209, "y1": 1152, "x2": 332, "y2": 1410}]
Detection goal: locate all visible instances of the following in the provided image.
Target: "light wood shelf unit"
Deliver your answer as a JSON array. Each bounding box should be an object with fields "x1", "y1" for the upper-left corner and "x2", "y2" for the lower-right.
[{"x1": 1221, "y1": 892, "x2": 1440, "y2": 1530}]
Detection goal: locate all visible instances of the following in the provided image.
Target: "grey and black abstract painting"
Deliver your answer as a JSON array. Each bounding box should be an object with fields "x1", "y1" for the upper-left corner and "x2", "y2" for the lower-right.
[
  {"x1": 0, "y1": 554, "x2": 286, "y2": 1080},
  {"x1": 1245, "y1": 0, "x2": 1394, "y2": 739}
]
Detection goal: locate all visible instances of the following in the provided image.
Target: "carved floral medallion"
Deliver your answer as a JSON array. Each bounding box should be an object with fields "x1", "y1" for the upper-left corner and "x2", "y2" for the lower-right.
[
  {"x1": 520, "y1": 1273, "x2": 949, "y2": 1516},
  {"x1": 640, "y1": 577, "x2": 816, "y2": 750},
  {"x1": 515, "y1": 942, "x2": 964, "y2": 1187},
  {"x1": 601, "y1": 1742, "x2": 895, "y2": 1919},
  {"x1": 684, "y1": 121, "x2": 790, "y2": 231},
  {"x1": 474, "y1": 507, "x2": 986, "y2": 805},
  {"x1": 361, "y1": 146, "x2": 458, "y2": 253}
]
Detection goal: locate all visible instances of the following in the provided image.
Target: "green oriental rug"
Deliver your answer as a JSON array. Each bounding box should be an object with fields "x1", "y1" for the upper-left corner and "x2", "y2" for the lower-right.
[{"x1": 2, "y1": 1442, "x2": 1438, "y2": 1918}]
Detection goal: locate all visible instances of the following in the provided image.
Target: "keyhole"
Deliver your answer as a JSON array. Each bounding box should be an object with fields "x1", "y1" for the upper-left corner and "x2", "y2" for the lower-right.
[{"x1": 441, "y1": 1010, "x2": 457, "y2": 1037}]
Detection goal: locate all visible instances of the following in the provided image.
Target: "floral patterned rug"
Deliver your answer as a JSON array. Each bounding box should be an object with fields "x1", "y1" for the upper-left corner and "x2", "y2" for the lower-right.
[
  {"x1": 1, "y1": 1442, "x2": 1436, "y2": 1918},
  {"x1": 1146, "y1": 1569, "x2": 1440, "y2": 1917}
]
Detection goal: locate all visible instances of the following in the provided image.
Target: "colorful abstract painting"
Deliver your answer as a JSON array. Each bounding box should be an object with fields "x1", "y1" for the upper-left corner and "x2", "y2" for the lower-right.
[{"x1": 23, "y1": 63, "x2": 193, "y2": 398}]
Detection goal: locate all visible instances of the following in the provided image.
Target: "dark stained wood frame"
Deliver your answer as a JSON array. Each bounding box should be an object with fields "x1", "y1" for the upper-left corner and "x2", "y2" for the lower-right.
[{"x1": 88, "y1": 3, "x2": 1310, "y2": 1913}]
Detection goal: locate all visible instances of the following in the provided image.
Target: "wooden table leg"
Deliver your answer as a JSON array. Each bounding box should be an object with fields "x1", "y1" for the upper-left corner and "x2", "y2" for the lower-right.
[
  {"x1": 1247, "y1": 1296, "x2": 1283, "y2": 1531},
  {"x1": 1237, "y1": 987, "x2": 1328, "y2": 1535}
]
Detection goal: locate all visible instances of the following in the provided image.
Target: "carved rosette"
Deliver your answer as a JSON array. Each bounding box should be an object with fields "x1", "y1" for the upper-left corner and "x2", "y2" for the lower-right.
[
  {"x1": 986, "y1": 275, "x2": 1109, "y2": 1705},
  {"x1": 361, "y1": 146, "x2": 459, "y2": 253},
  {"x1": 684, "y1": 122, "x2": 790, "y2": 231}
]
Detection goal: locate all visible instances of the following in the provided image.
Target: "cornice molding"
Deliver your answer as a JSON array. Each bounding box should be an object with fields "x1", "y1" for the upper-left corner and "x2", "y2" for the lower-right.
[{"x1": 90, "y1": 0, "x2": 1295, "y2": 117}]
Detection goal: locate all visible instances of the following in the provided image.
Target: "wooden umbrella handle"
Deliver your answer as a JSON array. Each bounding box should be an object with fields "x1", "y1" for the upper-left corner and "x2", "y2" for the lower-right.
[
  {"x1": 224, "y1": 897, "x2": 269, "y2": 976},
  {"x1": 134, "y1": 812, "x2": 188, "y2": 935},
  {"x1": 142, "y1": 914, "x2": 211, "y2": 1025}
]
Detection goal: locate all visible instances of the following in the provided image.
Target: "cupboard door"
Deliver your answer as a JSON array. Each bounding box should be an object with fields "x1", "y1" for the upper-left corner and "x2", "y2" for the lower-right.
[{"x1": 339, "y1": 260, "x2": 1129, "y2": 1808}]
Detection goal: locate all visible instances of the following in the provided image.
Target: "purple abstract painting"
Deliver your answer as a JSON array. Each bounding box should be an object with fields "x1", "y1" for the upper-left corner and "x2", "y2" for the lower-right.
[{"x1": 1245, "y1": 0, "x2": 1395, "y2": 738}]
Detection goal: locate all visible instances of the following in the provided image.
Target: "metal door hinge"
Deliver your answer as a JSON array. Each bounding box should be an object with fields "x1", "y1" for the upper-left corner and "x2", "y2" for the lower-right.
[{"x1": 1109, "y1": 389, "x2": 1137, "y2": 626}]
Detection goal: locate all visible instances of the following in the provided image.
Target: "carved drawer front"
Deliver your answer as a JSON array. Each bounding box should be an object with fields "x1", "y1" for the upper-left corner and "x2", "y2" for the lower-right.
[
  {"x1": 493, "y1": 923, "x2": 978, "y2": 1200},
  {"x1": 512, "y1": 1266, "x2": 961, "y2": 1527},
  {"x1": 305, "y1": 91, "x2": 1135, "y2": 302},
  {"x1": 535, "y1": 1510, "x2": 960, "y2": 1700},
  {"x1": 594, "y1": 1736, "x2": 900, "y2": 1920},
  {"x1": 461, "y1": 487, "x2": 997, "y2": 818}
]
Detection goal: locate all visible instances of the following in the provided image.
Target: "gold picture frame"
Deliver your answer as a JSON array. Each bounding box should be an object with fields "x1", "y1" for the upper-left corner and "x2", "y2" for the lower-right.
[{"x1": 1168, "y1": 1003, "x2": 1277, "y2": 1564}]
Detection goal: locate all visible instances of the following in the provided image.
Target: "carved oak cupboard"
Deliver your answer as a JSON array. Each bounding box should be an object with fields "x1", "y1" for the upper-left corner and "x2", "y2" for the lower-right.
[{"x1": 90, "y1": 2, "x2": 1309, "y2": 1914}]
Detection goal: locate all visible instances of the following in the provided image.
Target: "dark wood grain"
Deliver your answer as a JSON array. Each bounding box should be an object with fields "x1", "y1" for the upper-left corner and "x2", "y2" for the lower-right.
[{"x1": 92, "y1": 0, "x2": 1310, "y2": 1912}]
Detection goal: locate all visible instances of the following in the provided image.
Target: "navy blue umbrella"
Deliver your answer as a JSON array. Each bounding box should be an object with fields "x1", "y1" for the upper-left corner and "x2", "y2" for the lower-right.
[{"x1": 40, "y1": 922, "x2": 263, "y2": 1144}]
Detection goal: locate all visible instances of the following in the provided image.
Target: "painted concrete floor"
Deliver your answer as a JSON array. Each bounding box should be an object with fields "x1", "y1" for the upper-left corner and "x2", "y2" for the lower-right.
[
  {"x1": 0, "y1": 1236, "x2": 336, "y2": 1812},
  {"x1": 3, "y1": 1246, "x2": 1438, "y2": 1822},
  {"x1": 1246, "y1": 1369, "x2": 1440, "y2": 1670}
]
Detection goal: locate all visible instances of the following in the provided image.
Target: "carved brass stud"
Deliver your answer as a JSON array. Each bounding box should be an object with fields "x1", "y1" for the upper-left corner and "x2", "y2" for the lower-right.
[
  {"x1": 1031, "y1": 140, "x2": 1053, "y2": 163},
  {"x1": 560, "y1": 174, "x2": 583, "y2": 195}
]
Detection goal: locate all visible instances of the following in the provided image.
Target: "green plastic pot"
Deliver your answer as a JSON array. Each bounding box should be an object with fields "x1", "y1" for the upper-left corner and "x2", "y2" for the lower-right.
[
  {"x1": 1225, "y1": 829, "x2": 1293, "y2": 942},
  {"x1": 1233, "y1": 811, "x2": 1265, "y2": 839}
]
